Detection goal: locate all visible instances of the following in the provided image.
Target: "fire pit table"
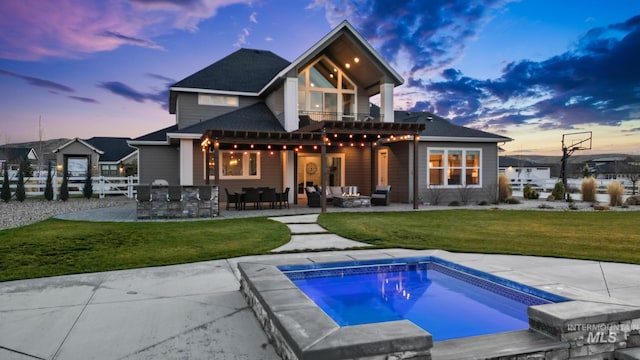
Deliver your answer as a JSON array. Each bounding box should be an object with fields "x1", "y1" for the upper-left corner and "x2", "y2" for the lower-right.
[{"x1": 332, "y1": 195, "x2": 371, "y2": 208}]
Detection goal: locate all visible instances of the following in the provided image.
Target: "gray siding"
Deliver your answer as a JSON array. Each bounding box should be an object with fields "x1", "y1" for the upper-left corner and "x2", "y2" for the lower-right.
[
  {"x1": 137, "y1": 145, "x2": 180, "y2": 185},
  {"x1": 335, "y1": 147, "x2": 372, "y2": 195},
  {"x1": 385, "y1": 143, "x2": 410, "y2": 203},
  {"x1": 265, "y1": 84, "x2": 285, "y2": 127},
  {"x1": 176, "y1": 93, "x2": 261, "y2": 129}
]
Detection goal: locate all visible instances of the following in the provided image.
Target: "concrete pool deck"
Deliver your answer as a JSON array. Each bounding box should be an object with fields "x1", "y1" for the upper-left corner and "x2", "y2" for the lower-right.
[{"x1": 1, "y1": 207, "x2": 639, "y2": 359}]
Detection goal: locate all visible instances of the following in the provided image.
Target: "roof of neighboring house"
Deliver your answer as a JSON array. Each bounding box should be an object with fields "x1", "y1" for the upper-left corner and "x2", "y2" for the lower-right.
[
  {"x1": 172, "y1": 49, "x2": 290, "y2": 93},
  {"x1": 84, "y1": 137, "x2": 137, "y2": 162},
  {"x1": 0, "y1": 147, "x2": 38, "y2": 163},
  {"x1": 175, "y1": 102, "x2": 286, "y2": 135},
  {"x1": 130, "y1": 124, "x2": 179, "y2": 143},
  {"x1": 395, "y1": 111, "x2": 512, "y2": 142},
  {"x1": 499, "y1": 156, "x2": 545, "y2": 168},
  {"x1": 52, "y1": 138, "x2": 104, "y2": 155}
]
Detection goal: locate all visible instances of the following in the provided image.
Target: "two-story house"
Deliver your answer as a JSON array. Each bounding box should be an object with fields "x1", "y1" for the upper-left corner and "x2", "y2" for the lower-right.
[{"x1": 129, "y1": 21, "x2": 511, "y2": 208}]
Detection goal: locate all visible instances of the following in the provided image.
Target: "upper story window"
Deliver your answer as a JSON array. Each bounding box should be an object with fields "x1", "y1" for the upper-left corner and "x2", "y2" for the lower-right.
[
  {"x1": 428, "y1": 148, "x2": 481, "y2": 187},
  {"x1": 198, "y1": 94, "x2": 239, "y2": 107},
  {"x1": 298, "y1": 57, "x2": 356, "y2": 120}
]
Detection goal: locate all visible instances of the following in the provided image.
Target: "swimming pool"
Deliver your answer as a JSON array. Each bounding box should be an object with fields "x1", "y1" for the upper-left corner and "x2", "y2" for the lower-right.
[
  {"x1": 280, "y1": 257, "x2": 568, "y2": 341},
  {"x1": 239, "y1": 254, "x2": 573, "y2": 359}
]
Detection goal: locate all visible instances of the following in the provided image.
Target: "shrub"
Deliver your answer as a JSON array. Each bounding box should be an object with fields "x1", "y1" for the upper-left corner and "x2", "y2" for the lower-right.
[
  {"x1": 60, "y1": 170, "x2": 69, "y2": 201},
  {"x1": 607, "y1": 181, "x2": 624, "y2": 206},
  {"x1": 551, "y1": 182, "x2": 565, "y2": 201},
  {"x1": 44, "y1": 163, "x2": 54, "y2": 201},
  {"x1": 15, "y1": 159, "x2": 26, "y2": 202},
  {"x1": 581, "y1": 177, "x2": 597, "y2": 203},
  {"x1": 82, "y1": 165, "x2": 93, "y2": 199},
  {"x1": 504, "y1": 197, "x2": 521, "y2": 204},
  {"x1": 523, "y1": 184, "x2": 539, "y2": 199},
  {"x1": 498, "y1": 174, "x2": 512, "y2": 202},
  {"x1": 448, "y1": 200, "x2": 461, "y2": 206},
  {"x1": 1, "y1": 162, "x2": 10, "y2": 202}
]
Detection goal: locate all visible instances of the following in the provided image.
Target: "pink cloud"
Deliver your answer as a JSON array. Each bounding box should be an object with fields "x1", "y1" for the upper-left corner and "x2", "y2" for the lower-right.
[{"x1": 0, "y1": 0, "x2": 251, "y2": 61}]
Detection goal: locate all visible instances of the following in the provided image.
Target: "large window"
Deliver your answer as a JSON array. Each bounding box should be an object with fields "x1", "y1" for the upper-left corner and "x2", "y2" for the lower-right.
[
  {"x1": 428, "y1": 149, "x2": 481, "y2": 186},
  {"x1": 206, "y1": 150, "x2": 260, "y2": 179},
  {"x1": 298, "y1": 56, "x2": 356, "y2": 120}
]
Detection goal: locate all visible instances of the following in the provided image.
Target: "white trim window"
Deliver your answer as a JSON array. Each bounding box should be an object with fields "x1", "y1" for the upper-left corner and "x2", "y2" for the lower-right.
[
  {"x1": 297, "y1": 56, "x2": 357, "y2": 120},
  {"x1": 206, "y1": 150, "x2": 260, "y2": 180},
  {"x1": 428, "y1": 148, "x2": 481, "y2": 187},
  {"x1": 198, "y1": 94, "x2": 239, "y2": 107}
]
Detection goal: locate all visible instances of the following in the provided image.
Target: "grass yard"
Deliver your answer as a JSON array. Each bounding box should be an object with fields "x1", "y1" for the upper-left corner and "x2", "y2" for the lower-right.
[
  {"x1": 1, "y1": 209, "x2": 638, "y2": 282},
  {"x1": 318, "y1": 210, "x2": 640, "y2": 264},
  {"x1": 0, "y1": 218, "x2": 289, "y2": 282}
]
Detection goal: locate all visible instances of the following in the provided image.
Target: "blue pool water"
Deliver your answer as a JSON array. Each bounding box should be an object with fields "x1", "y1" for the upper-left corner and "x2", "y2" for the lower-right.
[{"x1": 281, "y1": 258, "x2": 566, "y2": 341}]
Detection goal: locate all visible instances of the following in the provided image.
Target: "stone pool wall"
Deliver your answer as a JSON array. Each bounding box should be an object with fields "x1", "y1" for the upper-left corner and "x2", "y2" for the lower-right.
[{"x1": 529, "y1": 301, "x2": 640, "y2": 359}]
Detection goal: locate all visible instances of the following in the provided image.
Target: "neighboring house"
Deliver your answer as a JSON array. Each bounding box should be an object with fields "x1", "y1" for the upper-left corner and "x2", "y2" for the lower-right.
[
  {"x1": 53, "y1": 137, "x2": 137, "y2": 177},
  {"x1": 499, "y1": 156, "x2": 551, "y2": 189},
  {"x1": 0, "y1": 146, "x2": 38, "y2": 170},
  {"x1": 586, "y1": 156, "x2": 637, "y2": 182},
  {"x1": 129, "y1": 21, "x2": 512, "y2": 207}
]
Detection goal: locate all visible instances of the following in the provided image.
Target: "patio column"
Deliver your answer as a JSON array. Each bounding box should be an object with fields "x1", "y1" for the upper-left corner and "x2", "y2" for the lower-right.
[
  {"x1": 213, "y1": 140, "x2": 220, "y2": 189},
  {"x1": 380, "y1": 82, "x2": 394, "y2": 123},
  {"x1": 180, "y1": 139, "x2": 193, "y2": 185},
  {"x1": 413, "y1": 133, "x2": 420, "y2": 209},
  {"x1": 321, "y1": 128, "x2": 327, "y2": 213}
]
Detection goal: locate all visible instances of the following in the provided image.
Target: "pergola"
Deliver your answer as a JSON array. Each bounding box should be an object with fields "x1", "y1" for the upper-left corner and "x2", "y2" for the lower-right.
[{"x1": 201, "y1": 121, "x2": 426, "y2": 213}]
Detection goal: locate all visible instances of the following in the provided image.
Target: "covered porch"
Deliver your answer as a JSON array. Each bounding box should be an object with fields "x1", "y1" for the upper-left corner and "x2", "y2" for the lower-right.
[{"x1": 201, "y1": 121, "x2": 425, "y2": 213}]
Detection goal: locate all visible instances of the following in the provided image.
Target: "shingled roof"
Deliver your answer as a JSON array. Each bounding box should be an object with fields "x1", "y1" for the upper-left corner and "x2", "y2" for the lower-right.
[
  {"x1": 85, "y1": 137, "x2": 136, "y2": 162},
  {"x1": 171, "y1": 49, "x2": 290, "y2": 93},
  {"x1": 175, "y1": 102, "x2": 285, "y2": 135},
  {"x1": 395, "y1": 111, "x2": 512, "y2": 142}
]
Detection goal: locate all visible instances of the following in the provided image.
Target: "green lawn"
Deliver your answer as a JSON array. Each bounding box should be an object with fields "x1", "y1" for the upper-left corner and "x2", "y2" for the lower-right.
[
  {"x1": 1, "y1": 210, "x2": 638, "y2": 282},
  {"x1": 0, "y1": 218, "x2": 289, "y2": 282},
  {"x1": 318, "y1": 210, "x2": 640, "y2": 264}
]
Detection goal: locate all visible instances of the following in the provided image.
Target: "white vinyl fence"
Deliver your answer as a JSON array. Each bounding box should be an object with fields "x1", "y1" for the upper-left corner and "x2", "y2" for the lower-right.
[{"x1": 1, "y1": 174, "x2": 138, "y2": 200}]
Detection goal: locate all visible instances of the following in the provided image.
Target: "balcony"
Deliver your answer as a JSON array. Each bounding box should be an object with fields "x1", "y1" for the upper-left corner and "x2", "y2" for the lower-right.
[{"x1": 298, "y1": 111, "x2": 383, "y2": 126}]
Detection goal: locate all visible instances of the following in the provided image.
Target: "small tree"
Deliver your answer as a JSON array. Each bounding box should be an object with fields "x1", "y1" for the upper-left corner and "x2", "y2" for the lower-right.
[
  {"x1": 82, "y1": 163, "x2": 93, "y2": 199},
  {"x1": 60, "y1": 169, "x2": 69, "y2": 201},
  {"x1": 581, "y1": 177, "x2": 597, "y2": 203},
  {"x1": 44, "y1": 162, "x2": 54, "y2": 201},
  {"x1": 15, "y1": 159, "x2": 26, "y2": 202},
  {"x1": 551, "y1": 181, "x2": 565, "y2": 201},
  {"x1": 1, "y1": 162, "x2": 11, "y2": 202},
  {"x1": 523, "y1": 184, "x2": 539, "y2": 199}
]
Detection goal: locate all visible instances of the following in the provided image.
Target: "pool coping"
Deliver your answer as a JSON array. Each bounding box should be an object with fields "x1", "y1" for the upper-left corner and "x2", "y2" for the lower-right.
[{"x1": 239, "y1": 253, "x2": 640, "y2": 359}]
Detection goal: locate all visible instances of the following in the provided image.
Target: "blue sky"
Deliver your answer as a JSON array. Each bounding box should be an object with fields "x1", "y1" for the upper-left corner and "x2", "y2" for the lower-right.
[{"x1": 1, "y1": 0, "x2": 639, "y2": 155}]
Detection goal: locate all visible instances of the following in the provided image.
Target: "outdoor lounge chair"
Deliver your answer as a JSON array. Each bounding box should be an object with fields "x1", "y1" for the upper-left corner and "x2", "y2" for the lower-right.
[
  {"x1": 371, "y1": 185, "x2": 391, "y2": 205},
  {"x1": 305, "y1": 186, "x2": 321, "y2": 207}
]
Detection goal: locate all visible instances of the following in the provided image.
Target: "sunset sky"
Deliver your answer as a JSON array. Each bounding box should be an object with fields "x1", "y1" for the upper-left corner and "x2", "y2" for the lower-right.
[{"x1": 1, "y1": 0, "x2": 639, "y2": 155}]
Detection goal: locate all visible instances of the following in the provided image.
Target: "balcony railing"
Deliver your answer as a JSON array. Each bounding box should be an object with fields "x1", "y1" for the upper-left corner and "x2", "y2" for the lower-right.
[{"x1": 298, "y1": 111, "x2": 383, "y2": 125}]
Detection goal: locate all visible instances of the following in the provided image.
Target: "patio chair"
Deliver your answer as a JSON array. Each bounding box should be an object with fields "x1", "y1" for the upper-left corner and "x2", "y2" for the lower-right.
[
  {"x1": 135, "y1": 185, "x2": 153, "y2": 219},
  {"x1": 197, "y1": 186, "x2": 217, "y2": 217},
  {"x1": 261, "y1": 188, "x2": 278, "y2": 209},
  {"x1": 371, "y1": 185, "x2": 392, "y2": 206},
  {"x1": 166, "y1": 185, "x2": 183, "y2": 218},
  {"x1": 243, "y1": 187, "x2": 261, "y2": 209},
  {"x1": 305, "y1": 186, "x2": 321, "y2": 207},
  {"x1": 277, "y1": 187, "x2": 290, "y2": 209},
  {"x1": 224, "y1": 188, "x2": 239, "y2": 210}
]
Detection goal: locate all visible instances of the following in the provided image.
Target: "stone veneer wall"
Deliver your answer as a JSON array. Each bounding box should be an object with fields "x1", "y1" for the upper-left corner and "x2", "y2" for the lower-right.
[
  {"x1": 141, "y1": 186, "x2": 218, "y2": 218},
  {"x1": 529, "y1": 301, "x2": 640, "y2": 360}
]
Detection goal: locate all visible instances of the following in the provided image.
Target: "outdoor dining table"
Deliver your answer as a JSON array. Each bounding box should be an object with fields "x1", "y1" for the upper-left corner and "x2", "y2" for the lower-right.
[{"x1": 235, "y1": 187, "x2": 282, "y2": 210}]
